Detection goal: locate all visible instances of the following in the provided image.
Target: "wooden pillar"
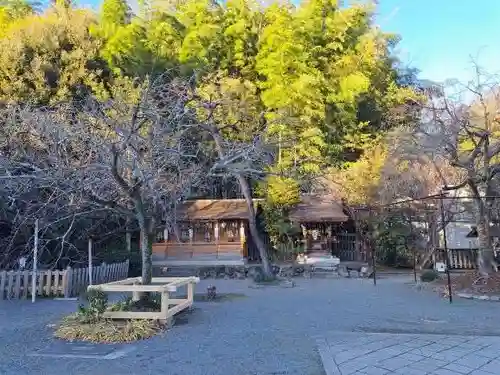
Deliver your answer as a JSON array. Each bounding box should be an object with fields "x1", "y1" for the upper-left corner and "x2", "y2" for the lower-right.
[
  {"x1": 163, "y1": 227, "x2": 169, "y2": 258},
  {"x1": 240, "y1": 221, "x2": 246, "y2": 258},
  {"x1": 160, "y1": 291, "x2": 170, "y2": 322},
  {"x1": 214, "y1": 222, "x2": 220, "y2": 257}
]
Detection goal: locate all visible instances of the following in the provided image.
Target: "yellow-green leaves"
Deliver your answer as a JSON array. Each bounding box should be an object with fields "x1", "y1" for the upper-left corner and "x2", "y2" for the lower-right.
[
  {"x1": 264, "y1": 175, "x2": 300, "y2": 207},
  {"x1": 329, "y1": 140, "x2": 388, "y2": 205},
  {"x1": 0, "y1": 7, "x2": 107, "y2": 105}
]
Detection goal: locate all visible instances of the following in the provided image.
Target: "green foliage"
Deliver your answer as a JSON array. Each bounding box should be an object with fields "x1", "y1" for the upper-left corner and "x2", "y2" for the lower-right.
[
  {"x1": 78, "y1": 288, "x2": 108, "y2": 323},
  {"x1": 259, "y1": 175, "x2": 302, "y2": 261},
  {"x1": 109, "y1": 296, "x2": 133, "y2": 312},
  {"x1": 0, "y1": 0, "x2": 419, "y2": 167},
  {"x1": 264, "y1": 176, "x2": 300, "y2": 207},
  {"x1": 0, "y1": 0, "x2": 423, "y2": 278},
  {"x1": 374, "y1": 213, "x2": 414, "y2": 267},
  {"x1": 420, "y1": 269, "x2": 440, "y2": 283},
  {"x1": 329, "y1": 140, "x2": 388, "y2": 205},
  {"x1": 0, "y1": 6, "x2": 111, "y2": 104}
]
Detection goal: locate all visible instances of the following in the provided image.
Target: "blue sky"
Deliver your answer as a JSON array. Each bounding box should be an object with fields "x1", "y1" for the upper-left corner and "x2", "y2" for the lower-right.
[
  {"x1": 76, "y1": 0, "x2": 500, "y2": 84},
  {"x1": 375, "y1": 0, "x2": 500, "y2": 84}
]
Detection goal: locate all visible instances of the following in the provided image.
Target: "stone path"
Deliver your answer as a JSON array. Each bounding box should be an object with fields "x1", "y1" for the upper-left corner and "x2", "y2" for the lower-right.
[{"x1": 317, "y1": 332, "x2": 500, "y2": 375}]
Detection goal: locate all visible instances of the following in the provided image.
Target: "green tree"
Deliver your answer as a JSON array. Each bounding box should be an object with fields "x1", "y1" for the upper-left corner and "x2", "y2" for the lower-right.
[{"x1": 0, "y1": 4, "x2": 111, "y2": 104}]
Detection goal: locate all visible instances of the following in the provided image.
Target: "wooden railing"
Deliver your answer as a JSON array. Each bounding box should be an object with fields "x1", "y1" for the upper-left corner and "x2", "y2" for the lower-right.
[
  {"x1": 435, "y1": 249, "x2": 477, "y2": 269},
  {"x1": 153, "y1": 241, "x2": 245, "y2": 259},
  {"x1": 0, "y1": 260, "x2": 129, "y2": 300}
]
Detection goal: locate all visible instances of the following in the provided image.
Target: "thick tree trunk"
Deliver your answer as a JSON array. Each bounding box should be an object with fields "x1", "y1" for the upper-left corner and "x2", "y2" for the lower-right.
[
  {"x1": 207, "y1": 126, "x2": 273, "y2": 277},
  {"x1": 137, "y1": 214, "x2": 153, "y2": 285},
  {"x1": 476, "y1": 216, "x2": 496, "y2": 276},
  {"x1": 236, "y1": 174, "x2": 273, "y2": 277}
]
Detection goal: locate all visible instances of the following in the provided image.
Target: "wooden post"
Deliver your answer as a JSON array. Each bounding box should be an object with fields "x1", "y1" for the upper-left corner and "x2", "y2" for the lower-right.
[
  {"x1": 46, "y1": 270, "x2": 52, "y2": 296},
  {"x1": 22, "y1": 270, "x2": 29, "y2": 299},
  {"x1": 0, "y1": 271, "x2": 6, "y2": 300},
  {"x1": 7, "y1": 272, "x2": 13, "y2": 299},
  {"x1": 64, "y1": 266, "x2": 73, "y2": 298},
  {"x1": 14, "y1": 271, "x2": 21, "y2": 299},
  {"x1": 160, "y1": 291, "x2": 170, "y2": 322},
  {"x1": 187, "y1": 281, "x2": 194, "y2": 304},
  {"x1": 214, "y1": 222, "x2": 219, "y2": 257},
  {"x1": 132, "y1": 280, "x2": 141, "y2": 302},
  {"x1": 32, "y1": 219, "x2": 38, "y2": 303},
  {"x1": 240, "y1": 221, "x2": 246, "y2": 258},
  {"x1": 88, "y1": 237, "x2": 93, "y2": 286}
]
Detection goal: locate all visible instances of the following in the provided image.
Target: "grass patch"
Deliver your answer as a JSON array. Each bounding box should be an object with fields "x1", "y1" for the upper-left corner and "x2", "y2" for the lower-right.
[{"x1": 54, "y1": 314, "x2": 164, "y2": 343}]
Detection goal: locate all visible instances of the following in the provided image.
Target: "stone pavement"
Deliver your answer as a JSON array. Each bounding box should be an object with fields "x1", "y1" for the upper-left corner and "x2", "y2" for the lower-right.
[
  {"x1": 317, "y1": 332, "x2": 500, "y2": 375},
  {"x1": 4, "y1": 276, "x2": 500, "y2": 375}
]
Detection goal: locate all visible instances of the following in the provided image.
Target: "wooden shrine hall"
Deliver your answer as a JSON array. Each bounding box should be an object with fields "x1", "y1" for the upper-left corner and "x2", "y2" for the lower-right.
[
  {"x1": 152, "y1": 196, "x2": 358, "y2": 266},
  {"x1": 152, "y1": 199, "x2": 258, "y2": 266}
]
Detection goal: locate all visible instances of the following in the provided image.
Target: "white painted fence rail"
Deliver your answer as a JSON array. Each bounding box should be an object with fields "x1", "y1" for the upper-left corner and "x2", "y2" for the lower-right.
[{"x1": 0, "y1": 260, "x2": 129, "y2": 300}]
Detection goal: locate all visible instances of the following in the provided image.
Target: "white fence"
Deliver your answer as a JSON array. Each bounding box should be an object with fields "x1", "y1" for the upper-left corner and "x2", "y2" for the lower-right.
[{"x1": 0, "y1": 260, "x2": 129, "y2": 300}]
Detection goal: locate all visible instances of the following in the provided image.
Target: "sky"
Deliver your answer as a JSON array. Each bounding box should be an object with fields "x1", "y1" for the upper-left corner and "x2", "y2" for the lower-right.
[
  {"x1": 375, "y1": 0, "x2": 500, "y2": 84},
  {"x1": 76, "y1": 0, "x2": 500, "y2": 84}
]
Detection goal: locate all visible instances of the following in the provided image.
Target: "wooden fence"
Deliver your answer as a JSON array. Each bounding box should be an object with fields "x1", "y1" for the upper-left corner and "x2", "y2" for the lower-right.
[
  {"x1": 0, "y1": 260, "x2": 129, "y2": 300},
  {"x1": 435, "y1": 249, "x2": 477, "y2": 270}
]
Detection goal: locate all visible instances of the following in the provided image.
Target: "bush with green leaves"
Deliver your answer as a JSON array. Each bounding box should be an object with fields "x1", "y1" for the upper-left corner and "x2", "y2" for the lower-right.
[
  {"x1": 77, "y1": 288, "x2": 108, "y2": 323},
  {"x1": 374, "y1": 213, "x2": 417, "y2": 267},
  {"x1": 420, "y1": 269, "x2": 440, "y2": 282}
]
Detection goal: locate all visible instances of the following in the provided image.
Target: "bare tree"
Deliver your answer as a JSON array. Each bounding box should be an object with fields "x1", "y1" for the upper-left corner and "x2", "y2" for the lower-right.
[
  {"x1": 189, "y1": 76, "x2": 275, "y2": 277},
  {"x1": 0, "y1": 76, "x2": 276, "y2": 280},
  {"x1": 416, "y1": 66, "x2": 500, "y2": 276},
  {"x1": 0, "y1": 78, "x2": 206, "y2": 283}
]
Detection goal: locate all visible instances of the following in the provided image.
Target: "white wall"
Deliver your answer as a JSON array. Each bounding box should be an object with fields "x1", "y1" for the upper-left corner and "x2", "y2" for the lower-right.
[{"x1": 439, "y1": 222, "x2": 478, "y2": 249}]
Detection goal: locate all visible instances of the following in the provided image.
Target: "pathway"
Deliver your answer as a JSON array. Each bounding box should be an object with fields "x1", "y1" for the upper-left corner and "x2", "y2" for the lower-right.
[
  {"x1": 317, "y1": 332, "x2": 500, "y2": 375},
  {"x1": 0, "y1": 276, "x2": 499, "y2": 375}
]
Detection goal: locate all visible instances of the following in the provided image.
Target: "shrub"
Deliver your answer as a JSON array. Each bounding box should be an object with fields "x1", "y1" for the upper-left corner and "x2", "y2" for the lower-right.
[
  {"x1": 77, "y1": 288, "x2": 108, "y2": 323},
  {"x1": 420, "y1": 269, "x2": 440, "y2": 282},
  {"x1": 108, "y1": 294, "x2": 162, "y2": 313}
]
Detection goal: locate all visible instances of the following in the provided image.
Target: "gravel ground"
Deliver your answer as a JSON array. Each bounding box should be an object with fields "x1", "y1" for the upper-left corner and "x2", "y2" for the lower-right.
[{"x1": 1, "y1": 275, "x2": 499, "y2": 375}]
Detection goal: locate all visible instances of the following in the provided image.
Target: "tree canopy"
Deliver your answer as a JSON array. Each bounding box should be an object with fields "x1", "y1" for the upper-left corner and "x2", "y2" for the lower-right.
[{"x1": 0, "y1": 0, "x2": 424, "y2": 275}]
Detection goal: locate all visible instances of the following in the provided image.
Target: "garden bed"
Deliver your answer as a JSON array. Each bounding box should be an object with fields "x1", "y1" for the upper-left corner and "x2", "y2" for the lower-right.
[
  {"x1": 87, "y1": 276, "x2": 199, "y2": 322},
  {"x1": 54, "y1": 314, "x2": 164, "y2": 343}
]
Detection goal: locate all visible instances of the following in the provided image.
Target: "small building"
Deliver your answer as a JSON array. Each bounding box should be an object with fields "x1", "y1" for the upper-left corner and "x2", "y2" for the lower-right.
[
  {"x1": 152, "y1": 195, "x2": 362, "y2": 266},
  {"x1": 152, "y1": 199, "x2": 261, "y2": 266},
  {"x1": 288, "y1": 195, "x2": 357, "y2": 260}
]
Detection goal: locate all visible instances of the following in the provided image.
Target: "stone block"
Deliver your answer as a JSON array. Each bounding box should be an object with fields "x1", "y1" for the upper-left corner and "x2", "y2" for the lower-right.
[
  {"x1": 377, "y1": 357, "x2": 414, "y2": 371},
  {"x1": 358, "y1": 365, "x2": 389, "y2": 375},
  {"x1": 442, "y1": 363, "x2": 474, "y2": 374}
]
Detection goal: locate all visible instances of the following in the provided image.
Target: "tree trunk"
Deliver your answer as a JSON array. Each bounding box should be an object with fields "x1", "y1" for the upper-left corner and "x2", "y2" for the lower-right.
[
  {"x1": 418, "y1": 212, "x2": 440, "y2": 269},
  {"x1": 207, "y1": 126, "x2": 273, "y2": 277},
  {"x1": 476, "y1": 216, "x2": 496, "y2": 276},
  {"x1": 137, "y1": 214, "x2": 153, "y2": 285},
  {"x1": 236, "y1": 174, "x2": 273, "y2": 277}
]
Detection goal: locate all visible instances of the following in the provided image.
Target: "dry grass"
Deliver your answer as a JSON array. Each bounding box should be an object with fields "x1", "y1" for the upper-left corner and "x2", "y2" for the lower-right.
[{"x1": 54, "y1": 314, "x2": 165, "y2": 343}]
